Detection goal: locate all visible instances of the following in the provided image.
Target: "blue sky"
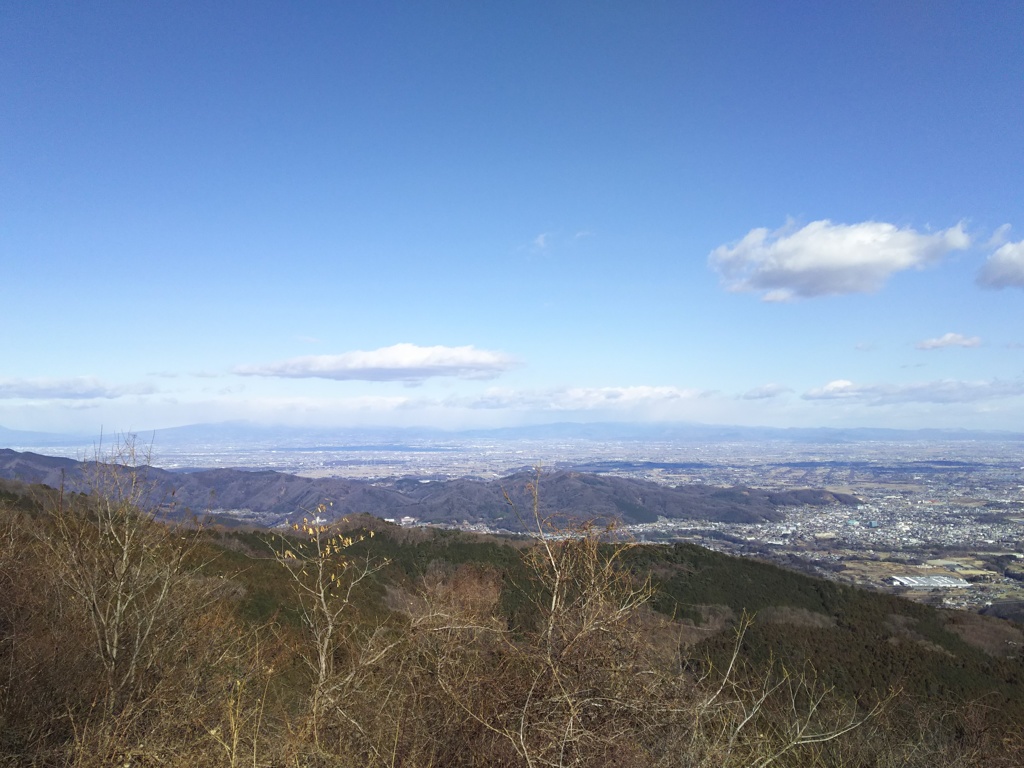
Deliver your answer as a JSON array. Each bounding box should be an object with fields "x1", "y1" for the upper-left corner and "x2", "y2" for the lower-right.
[{"x1": 3, "y1": 1, "x2": 1023, "y2": 434}]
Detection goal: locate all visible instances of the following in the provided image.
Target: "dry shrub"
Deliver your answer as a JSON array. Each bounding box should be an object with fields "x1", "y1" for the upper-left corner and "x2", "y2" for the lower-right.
[
  {"x1": 758, "y1": 606, "x2": 836, "y2": 629},
  {"x1": 941, "y1": 610, "x2": 1024, "y2": 658},
  {"x1": 9, "y1": 462, "x2": 1018, "y2": 768},
  {"x1": 0, "y1": 437, "x2": 283, "y2": 767}
]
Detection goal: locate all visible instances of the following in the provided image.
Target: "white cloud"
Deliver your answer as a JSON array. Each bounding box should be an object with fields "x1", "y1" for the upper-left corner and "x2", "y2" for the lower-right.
[
  {"x1": 803, "y1": 377, "x2": 1024, "y2": 405},
  {"x1": 803, "y1": 379, "x2": 861, "y2": 399},
  {"x1": 915, "y1": 332, "x2": 982, "y2": 350},
  {"x1": 227, "y1": 394, "x2": 413, "y2": 412},
  {"x1": 214, "y1": 386, "x2": 705, "y2": 417},
  {"x1": 709, "y1": 220, "x2": 970, "y2": 301},
  {"x1": 234, "y1": 343, "x2": 518, "y2": 383},
  {"x1": 532, "y1": 233, "x2": 549, "y2": 249},
  {"x1": 977, "y1": 240, "x2": 1024, "y2": 289},
  {"x1": 457, "y1": 385, "x2": 706, "y2": 411},
  {"x1": 0, "y1": 377, "x2": 156, "y2": 400},
  {"x1": 741, "y1": 383, "x2": 792, "y2": 400},
  {"x1": 76, "y1": 387, "x2": 709, "y2": 431},
  {"x1": 987, "y1": 223, "x2": 1012, "y2": 248}
]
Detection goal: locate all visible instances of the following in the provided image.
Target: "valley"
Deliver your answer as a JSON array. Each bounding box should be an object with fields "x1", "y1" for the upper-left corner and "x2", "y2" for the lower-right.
[{"x1": 3, "y1": 429, "x2": 1022, "y2": 614}]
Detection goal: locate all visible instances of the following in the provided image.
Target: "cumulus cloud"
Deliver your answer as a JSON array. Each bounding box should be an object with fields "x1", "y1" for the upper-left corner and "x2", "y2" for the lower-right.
[
  {"x1": 234, "y1": 343, "x2": 517, "y2": 383},
  {"x1": 915, "y1": 332, "x2": 982, "y2": 350},
  {"x1": 803, "y1": 378, "x2": 1024, "y2": 405},
  {"x1": 803, "y1": 379, "x2": 861, "y2": 400},
  {"x1": 0, "y1": 377, "x2": 156, "y2": 400},
  {"x1": 977, "y1": 240, "x2": 1024, "y2": 289},
  {"x1": 709, "y1": 220, "x2": 969, "y2": 301},
  {"x1": 741, "y1": 383, "x2": 792, "y2": 400}
]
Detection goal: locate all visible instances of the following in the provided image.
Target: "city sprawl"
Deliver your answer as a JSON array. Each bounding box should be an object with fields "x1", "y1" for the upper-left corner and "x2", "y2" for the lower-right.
[{"x1": 99, "y1": 436, "x2": 1024, "y2": 613}]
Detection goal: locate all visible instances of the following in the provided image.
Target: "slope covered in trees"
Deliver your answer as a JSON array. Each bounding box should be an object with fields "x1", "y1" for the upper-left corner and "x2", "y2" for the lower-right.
[{"x1": 0, "y1": 461, "x2": 1021, "y2": 767}]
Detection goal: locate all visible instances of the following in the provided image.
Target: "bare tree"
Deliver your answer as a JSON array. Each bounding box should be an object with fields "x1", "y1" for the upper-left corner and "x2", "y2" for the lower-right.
[
  {"x1": 672, "y1": 614, "x2": 887, "y2": 768},
  {"x1": 41, "y1": 434, "x2": 208, "y2": 714},
  {"x1": 411, "y1": 475, "x2": 665, "y2": 767},
  {"x1": 415, "y1": 471, "x2": 886, "y2": 768},
  {"x1": 269, "y1": 506, "x2": 392, "y2": 752}
]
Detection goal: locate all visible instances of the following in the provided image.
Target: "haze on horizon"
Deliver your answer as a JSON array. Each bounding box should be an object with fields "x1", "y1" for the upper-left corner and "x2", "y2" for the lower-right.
[{"x1": 3, "y1": 2, "x2": 1023, "y2": 436}]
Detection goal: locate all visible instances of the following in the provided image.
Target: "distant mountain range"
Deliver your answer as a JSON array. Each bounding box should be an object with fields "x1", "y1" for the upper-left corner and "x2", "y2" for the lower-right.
[
  {"x1": 0, "y1": 425, "x2": 98, "y2": 447},
  {"x1": 0, "y1": 448, "x2": 858, "y2": 529},
  {"x1": 2, "y1": 420, "x2": 1023, "y2": 450}
]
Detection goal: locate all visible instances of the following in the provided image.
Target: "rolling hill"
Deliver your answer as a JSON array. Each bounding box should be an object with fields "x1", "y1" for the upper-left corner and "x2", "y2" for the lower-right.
[{"x1": 0, "y1": 448, "x2": 858, "y2": 529}]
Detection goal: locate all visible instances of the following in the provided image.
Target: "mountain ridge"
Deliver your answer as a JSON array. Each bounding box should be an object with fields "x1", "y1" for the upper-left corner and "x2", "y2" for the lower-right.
[{"x1": 0, "y1": 448, "x2": 859, "y2": 529}]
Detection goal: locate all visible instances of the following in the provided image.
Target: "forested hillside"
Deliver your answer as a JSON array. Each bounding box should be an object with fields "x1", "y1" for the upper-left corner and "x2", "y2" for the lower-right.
[{"x1": 1, "y1": 468, "x2": 1021, "y2": 767}]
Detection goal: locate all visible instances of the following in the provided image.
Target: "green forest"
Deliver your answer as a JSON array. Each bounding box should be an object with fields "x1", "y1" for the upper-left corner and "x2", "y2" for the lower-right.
[{"x1": 1, "y1": 458, "x2": 1022, "y2": 767}]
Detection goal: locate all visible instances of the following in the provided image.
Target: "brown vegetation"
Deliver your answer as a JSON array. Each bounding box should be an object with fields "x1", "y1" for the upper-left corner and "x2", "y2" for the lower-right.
[{"x1": 0, "y1": 450, "x2": 1021, "y2": 767}]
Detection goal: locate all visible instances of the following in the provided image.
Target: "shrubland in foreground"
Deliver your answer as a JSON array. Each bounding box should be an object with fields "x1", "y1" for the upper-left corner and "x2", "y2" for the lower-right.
[{"x1": 1, "y1": 443, "x2": 1021, "y2": 766}]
